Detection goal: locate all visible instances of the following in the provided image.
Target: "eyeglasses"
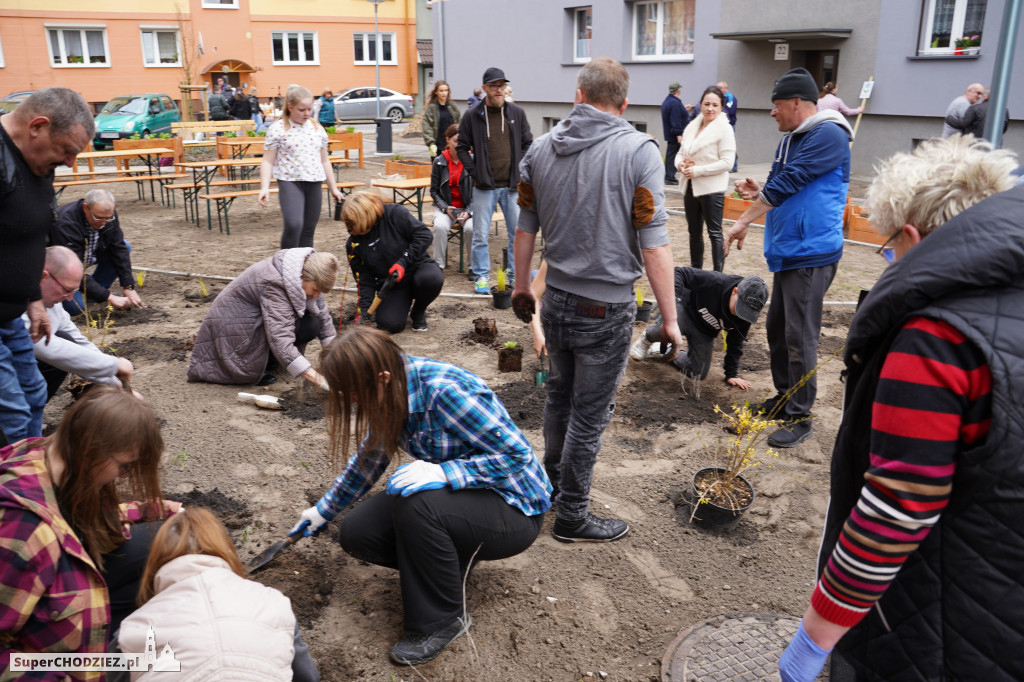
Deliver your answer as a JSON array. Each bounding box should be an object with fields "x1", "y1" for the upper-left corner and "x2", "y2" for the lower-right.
[
  {"x1": 86, "y1": 207, "x2": 114, "y2": 225},
  {"x1": 106, "y1": 453, "x2": 134, "y2": 477},
  {"x1": 46, "y1": 271, "x2": 79, "y2": 297},
  {"x1": 876, "y1": 230, "x2": 901, "y2": 263}
]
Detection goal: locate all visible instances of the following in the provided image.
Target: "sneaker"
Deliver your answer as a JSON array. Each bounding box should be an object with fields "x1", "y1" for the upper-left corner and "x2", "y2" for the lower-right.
[
  {"x1": 767, "y1": 419, "x2": 813, "y2": 448},
  {"x1": 474, "y1": 277, "x2": 490, "y2": 295},
  {"x1": 754, "y1": 392, "x2": 785, "y2": 416},
  {"x1": 552, "y1": 513, "x2": 629, "y2": 543},
  {"x1": 630, "y1": 336, "x2": 653, "y2": 361},
  {"x1": 411, "y1": 311, "x2": 428, "y2": 332},
  {"x1": 665, "y1": 178, "x2": 680, "y2": 186},
  {"x1": 389, "y1": 615, "x2": 472, "y2": 666}
]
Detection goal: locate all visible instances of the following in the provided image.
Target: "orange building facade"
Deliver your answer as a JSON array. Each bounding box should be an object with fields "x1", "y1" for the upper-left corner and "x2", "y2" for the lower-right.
[{"x1": 0, "y1": 0, "x2": 418, "y2": 114}]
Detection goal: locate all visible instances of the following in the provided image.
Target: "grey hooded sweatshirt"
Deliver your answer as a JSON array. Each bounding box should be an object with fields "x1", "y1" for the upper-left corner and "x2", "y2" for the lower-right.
[{"x1": 518, "y1": 103, "x2": 668, "y2": 304}]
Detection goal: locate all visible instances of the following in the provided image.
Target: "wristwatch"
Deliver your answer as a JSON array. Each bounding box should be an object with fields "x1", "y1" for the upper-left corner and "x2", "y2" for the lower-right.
[{"x1": 124, "y1": 284, "x2": 135, "y2": 291}]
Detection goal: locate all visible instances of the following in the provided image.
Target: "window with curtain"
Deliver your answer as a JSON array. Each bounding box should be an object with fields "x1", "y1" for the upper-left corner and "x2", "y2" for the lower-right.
[
  {"x1": 353, "y1": 32, "x2": 397, "y2": 65},
  {"x1": 48, "y1": 27, "x2": 108, "y2": 66},
  {"x1": 272, "y1": 31, "x2": 319, "y2": 65},
  {"x1": 633, "y1": 0, "x2": 695, "y2": 59},
  {"x1": 920, "y1": 0, "x2": 987, "y2": 54},
  {"x1": 201, "y1": 0, "x2": 238, "y2": 7},
  {"x1": 575, "y1": 8, "x2": 593, "y2": 62},
  {"x1": 141, "y1": 29, "x2": 180, "y2": 66}
]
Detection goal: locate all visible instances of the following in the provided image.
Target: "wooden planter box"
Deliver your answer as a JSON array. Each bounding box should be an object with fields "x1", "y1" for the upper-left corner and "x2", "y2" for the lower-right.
[
  {"x1": 722, "y1": 196, "x2": 764, "y2": 226},
  {"x1": 385, "y1": 159, "x2": 432, "y2": 179},
  {"x1": 112, "y1": 137, "x2": 184, "y2": 166},
  {"x1": 328, "y1": 132, "x2": 363, "y2": 168},
  {"x1": 846, "y1": 213, "x2": 886, "y2": 245}
]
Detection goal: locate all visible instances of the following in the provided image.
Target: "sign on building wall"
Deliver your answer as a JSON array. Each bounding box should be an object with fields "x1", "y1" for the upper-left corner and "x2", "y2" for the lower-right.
[{"x1": 774, "y1": 43, "x2": 789, "y2": 60}]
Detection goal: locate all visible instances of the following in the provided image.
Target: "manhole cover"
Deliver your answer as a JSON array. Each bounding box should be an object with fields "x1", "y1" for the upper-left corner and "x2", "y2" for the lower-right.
[{"x1": 662, "y1": 613, "x2": 829, "y2": 682}]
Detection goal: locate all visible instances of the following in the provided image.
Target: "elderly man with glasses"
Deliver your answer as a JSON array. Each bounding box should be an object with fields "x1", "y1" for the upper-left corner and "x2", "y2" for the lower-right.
[
  {"x1": 49, "y1": 188, "x2": 145, "y2": 315},
  {"x1": 778, "y1": 134, "x2": 1022, "y2": 681}
]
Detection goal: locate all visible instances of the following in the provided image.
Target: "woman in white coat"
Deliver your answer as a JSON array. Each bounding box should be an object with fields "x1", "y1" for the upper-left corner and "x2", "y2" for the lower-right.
[{"x1": 676, "y1": 85, "x2": 737, "y2": 272}]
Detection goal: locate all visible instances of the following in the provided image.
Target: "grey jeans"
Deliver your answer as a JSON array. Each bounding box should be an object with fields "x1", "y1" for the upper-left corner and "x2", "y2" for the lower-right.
[{"x1": 541, "y1": 286, "x2": 635, "y2": 521}]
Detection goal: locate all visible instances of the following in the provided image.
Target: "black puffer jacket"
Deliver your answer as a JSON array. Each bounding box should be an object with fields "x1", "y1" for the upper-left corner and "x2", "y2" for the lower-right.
[
  {"x1": 823, "y1": 185, "x2": 1024, "y2": 681},
  {"x1": 346, "y1": 204, "x2": 432, "y2": 315}
]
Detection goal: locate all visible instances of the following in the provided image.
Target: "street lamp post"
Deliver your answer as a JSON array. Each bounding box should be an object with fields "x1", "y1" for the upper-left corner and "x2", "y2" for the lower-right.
[{"x1": 369, "y1": 0, "x2": 384, "y2": 119}]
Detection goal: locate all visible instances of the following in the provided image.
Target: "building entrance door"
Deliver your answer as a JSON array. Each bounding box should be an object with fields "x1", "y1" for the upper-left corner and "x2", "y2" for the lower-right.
[{"x1": 804, "y1": 50, "x2": 840, "y2": 90}]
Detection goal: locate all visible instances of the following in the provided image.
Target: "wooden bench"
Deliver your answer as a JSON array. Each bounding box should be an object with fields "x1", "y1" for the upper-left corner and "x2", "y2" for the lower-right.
[
  {"x1": 171, "y1": 120, "x2": 256, "y2": 148},
  {"x1": 165, "y1": 177, "x2": 269, "y2": 222},
  {"x1": 197, "y1": 181, "x2": 365, "y2": 234},
  {"x1": 54, "y1": 171, "x2": 188, "y2": 203}
]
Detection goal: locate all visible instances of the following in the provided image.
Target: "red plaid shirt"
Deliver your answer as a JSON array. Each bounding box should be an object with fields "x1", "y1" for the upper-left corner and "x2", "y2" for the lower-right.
[{"x1": 0, "y1": 439, "x2": 179, "y2": 681}]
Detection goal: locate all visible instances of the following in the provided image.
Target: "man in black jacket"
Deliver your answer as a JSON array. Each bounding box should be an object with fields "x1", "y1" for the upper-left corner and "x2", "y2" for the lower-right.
[
  {"x1": 50, "y1": 189, "x2": 145, "y2": 315},
  {"x1": 631, "y1": 268, "x2": 767, "y2": 391},
  {"x1": 456, "y1": 67, "x2": 533, "y2": 294}
]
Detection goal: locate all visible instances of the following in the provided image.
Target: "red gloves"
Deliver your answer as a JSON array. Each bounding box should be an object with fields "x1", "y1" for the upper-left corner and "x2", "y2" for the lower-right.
[{"x1": 388, "y1": 263, "x2": 406, "y2": 283}]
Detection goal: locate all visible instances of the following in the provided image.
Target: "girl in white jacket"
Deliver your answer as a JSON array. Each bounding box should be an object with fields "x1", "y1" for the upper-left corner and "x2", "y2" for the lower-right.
[
  {"x1": 116, "y1": 508, "x2": 320, "y2": 681},
  {"x1": 676, "y1": 85, "x2": 737, "y2": 272}
]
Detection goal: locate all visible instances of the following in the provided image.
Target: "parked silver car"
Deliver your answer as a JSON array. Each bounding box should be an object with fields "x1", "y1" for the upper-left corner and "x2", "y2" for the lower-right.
[{"x1": 333, "y1": 87, "x2": 413, "y2": 123}]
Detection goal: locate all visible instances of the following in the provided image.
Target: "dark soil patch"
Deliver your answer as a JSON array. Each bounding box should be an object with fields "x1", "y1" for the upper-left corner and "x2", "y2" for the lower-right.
[
  {"x1": 739, "y1": 345, "x2": 769, "y2": 373},
  {"x1": 184, "y1": 291, "x2": 219, "y2": 303},
  {"x1": 250, "y1": 547, "x2": 336, "y2": 629},
  {"x1": 493, "y1": 380, "x2": 547, "y2": 431},
  {"x1": 103, "y1": 306, "x2": 170, "y2": 326},
  {"x1": 459, "y1": 329, "x2": 501, "y2": 349},
  {"x1": 617, "y1": 374, "x2": 719, "y2": 429},
  {"x1": 109, "y1": 336, "x2": 189, "y2": 363},
  {"x1": 818, "y1": 333, "x2": 847, "y2": 357},
  {"x1": 434, "y1": 302, "x2": 473, "y2": 319},
  {"x1": 822, "y1": 307, "x2": 855, "y2": 330},
  {"x1": 174, "y1": 487, "x2": 253, "y2": 531},
  {"x1": 278, "y1": 384, "x2": 327, "y2": 422}
]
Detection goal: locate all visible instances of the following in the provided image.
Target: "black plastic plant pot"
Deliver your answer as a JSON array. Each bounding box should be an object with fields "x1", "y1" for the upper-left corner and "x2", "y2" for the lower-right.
[
  {"x1": 689, "y1": 467, "x2": 755, "y2": 530},
  {"x1": 491, "y1": 287, "x2": 512, "y2": 310},
  {"x1": 635, "y1": 301, "x2": 653, "y2": 322}
]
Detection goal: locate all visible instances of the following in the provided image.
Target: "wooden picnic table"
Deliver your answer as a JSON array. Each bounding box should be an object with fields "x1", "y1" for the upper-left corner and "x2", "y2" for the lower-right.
[
  {"x1": 60, "y1": 147, "x2": 177, "y2": 202},
  {"x1": 370, "y1": 176, "x2": 432, "y2": 221}
]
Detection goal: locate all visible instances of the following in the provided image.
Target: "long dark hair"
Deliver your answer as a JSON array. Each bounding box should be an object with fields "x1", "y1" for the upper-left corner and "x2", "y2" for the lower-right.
[
  {"x1": 49, "y1": 387, "x2": 165, "y2": 569},
  {"x1": 427, "y1": 80, "x2": 451, "y2": 106},
  {"x1": 320, "y1": 327, "x2": 408, "y2": 468}
]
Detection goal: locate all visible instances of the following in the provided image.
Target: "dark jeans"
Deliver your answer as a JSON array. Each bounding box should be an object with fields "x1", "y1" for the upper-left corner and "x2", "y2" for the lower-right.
[
  {"x1": 278, "y1": 180, "x2": 323, "y2": 249},
  {"x1": 62, "y1": 241, "x2": 132, "y2": 316},
  {"x1": 643, "y1": 301, "x2": 714, "y2": 380},
  {"x1": 0, "y1": 319, "x2": 46, "y2": 445},
  {"x1": 374, "y1": 263, "x2": 444, "y2": 334},
  {"x1": 683, "y1": 184, "x2": 725, "y2": 272},
  {"x1": 338, "y1": 489, "x2": 543, "y2": 634},
  {"x1": 540, "y1": 286, "x2": 634, "y2": 521},
  {"x1": 665, "y1": 138, "x2": 681, "y2": 182},
  {"x1": 102, "y1": 520, "x2": 163, "y2": 636},
  {"x1": 766, "y1": 264, "x2": 837, "y2": 419}
]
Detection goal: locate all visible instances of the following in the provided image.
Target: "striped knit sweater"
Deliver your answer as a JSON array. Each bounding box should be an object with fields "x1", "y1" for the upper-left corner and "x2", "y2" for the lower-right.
[{"x1": 811, "y1": 316, "x2": 992, "y2": 626}]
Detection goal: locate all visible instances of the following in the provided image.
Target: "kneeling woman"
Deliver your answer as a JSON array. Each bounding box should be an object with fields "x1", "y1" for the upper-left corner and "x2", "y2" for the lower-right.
[
  {"x1": 0, "y1": 387, "x2": 180, "y2": 659},
  {"x1": 342, "y1": 192, "x2": 444, "y2": 333},
  {"x1": 187, "y1": 248, "x2": 337, "y2": 387},
  {"x1": 290, "y1": 327, "x2": 551, "y2": 666}
]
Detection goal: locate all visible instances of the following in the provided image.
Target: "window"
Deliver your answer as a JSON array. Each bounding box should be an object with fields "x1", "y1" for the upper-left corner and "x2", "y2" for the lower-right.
[
  {"x1": 202, "y1": 0, "x2": 238, "y2": 7},
  {"x1": 574, "y1": 8, "x2": 592, "y2": 62},
  {"x1": 354, "y1": 32, "x2": 396, "y2": 65},
  {"x1": 47, "y1": 26, "x2": 109, "y2": 67},
  {"x1": 272, "y1": 31, "x2": 319, "y2": 65},
  {"x1": 0, "y1": 36, "x2": 4, "y2": 68},
  {"x1": 633, "y1": 0, "x2": 695, "y2": 60},
  {"x1": 920, "y1": 0, "x2": 987, "y2": 54},
  {"x1": 141, "y1": 28, "x2": 180, "y2": 66}
]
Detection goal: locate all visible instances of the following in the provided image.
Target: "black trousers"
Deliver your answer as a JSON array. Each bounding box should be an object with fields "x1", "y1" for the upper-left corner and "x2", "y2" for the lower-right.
[
  {"x1": 683, "y1": 184, "x2": 725, "y2": 272},
  {"x1": 102, "y1": 520, "x2": 163, "y2": 636},
  {"x1": 665, "y1": 138, "x2": 681, "y2": 182},
  {"x1": 374, "y1": 263, "x2": 444, "y2": 334},
  {"x1": 338, "y1": 489, "x2": 543, "y2": 634}
]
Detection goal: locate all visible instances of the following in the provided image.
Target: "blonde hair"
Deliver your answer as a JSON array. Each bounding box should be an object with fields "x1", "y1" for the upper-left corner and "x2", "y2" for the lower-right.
[
  {"x1": 283, "y1": 84, "x2": 313, "y2": 130},
  {"x1": 320, "y1": 327, "x2": 408, "y2": 468},
  {"x1": 867, "y1": 134, "x2": 1017, "y2": 239},
  {"x1": 137, "y1": 507, "x2": 245, "y2": 605},
  {"x1": 302, "y1": 250, "x2": 339, "y2": 292},
  {"x1": 340, "y1": 192, "x2": 384, "y2": 235}
]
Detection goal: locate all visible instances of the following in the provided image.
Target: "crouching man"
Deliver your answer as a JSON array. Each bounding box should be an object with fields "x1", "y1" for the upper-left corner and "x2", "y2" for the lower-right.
[
  {"x1": 631, "y1": 267, "x2": 767, "y2": 390},
  {"x1": 22, "y1": 246, "x2": 135, "y2": 400}
]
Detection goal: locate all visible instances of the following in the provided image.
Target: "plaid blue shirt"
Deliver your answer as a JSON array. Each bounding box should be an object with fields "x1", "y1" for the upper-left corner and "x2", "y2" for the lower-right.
[{"x1": 317, "y1": 356, "x2": 552, "y2": 518}]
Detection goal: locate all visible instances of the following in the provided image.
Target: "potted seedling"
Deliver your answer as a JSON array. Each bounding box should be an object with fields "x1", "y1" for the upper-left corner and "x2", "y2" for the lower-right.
[
  {"x1": 491, "y1": 268, "x2": 513, "y2": 310},
  {"x1": 635, "y1": 285, "x2": 653, "y2": 322},
  {"x1": 498, "y1": 340, "x2": 523, "y2": 373}
]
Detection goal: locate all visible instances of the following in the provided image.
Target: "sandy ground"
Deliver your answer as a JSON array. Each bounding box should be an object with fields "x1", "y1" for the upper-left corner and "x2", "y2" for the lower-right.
[{"x1": 46, "y1": 149, "x2": 886, "y2": 681}]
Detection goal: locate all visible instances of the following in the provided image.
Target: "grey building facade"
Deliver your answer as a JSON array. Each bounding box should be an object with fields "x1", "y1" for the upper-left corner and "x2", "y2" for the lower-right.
[{"x1": 433, "y1": 0, "x2": 1022, "y2": 174}]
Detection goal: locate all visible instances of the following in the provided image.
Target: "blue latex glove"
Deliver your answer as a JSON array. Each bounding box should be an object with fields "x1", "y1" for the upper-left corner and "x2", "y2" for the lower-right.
[
  {"x1": 288, "y1": 506, "x2": 330, "y2": 538},
  {"x1": 779, "y1": 620, "x2": 831, "y2": 682},
  {"x1": 386, "y1": 460, "x2": 448, "y2": 497}
]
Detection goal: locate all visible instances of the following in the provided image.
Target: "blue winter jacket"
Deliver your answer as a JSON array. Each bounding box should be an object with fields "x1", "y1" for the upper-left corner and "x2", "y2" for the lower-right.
[{"x1": 759, "y1": 110, "x2": 852, "y2": 272}]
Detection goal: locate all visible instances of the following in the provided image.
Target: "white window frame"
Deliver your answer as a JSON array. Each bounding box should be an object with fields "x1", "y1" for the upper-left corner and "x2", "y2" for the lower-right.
[
  {"x1": 0, "y1": 36, "x2": 5, "y2": 68},
  {"x1": 45, "y1": 24, "x2": 111, "y2": 68},
  {"x1": 201, "y1": 0, "x2": 238, "y2": 8},
  {"x1": 271, "y1": 31, "x2": 320, "y2": 66},
  {"x1": 574, "y1": 7, "x2": 593, "y2": 63},
  {"x1": 919, "y1": 0, "x2": 987, "y2": 55},
  {"x1": 353, "y1": 31, "x2": 397, "y2": 66},
  {"x1": 140, "y1": 27, "x2": 181, "y2": 68},
  {"x1": 631, "y1": 0, "x2": 693, "y2": 61}
]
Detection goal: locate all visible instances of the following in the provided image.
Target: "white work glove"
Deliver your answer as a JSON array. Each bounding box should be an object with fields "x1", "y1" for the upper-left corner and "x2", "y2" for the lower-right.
[
  {"x1": 386, "y1": 460, "x2": 448, "y2": 497},
  {"x1": 288, "y1": 506, "x2": 330, "y2": 538},
  {"x1": 428, "y1": 143, "x2": 438, "y2": 157}
]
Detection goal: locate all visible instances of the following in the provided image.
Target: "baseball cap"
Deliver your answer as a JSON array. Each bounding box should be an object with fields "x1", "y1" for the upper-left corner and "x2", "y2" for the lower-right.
[
  {"x1": 482, "y1": 67, "x2": 509, "y2": 85},
  {"x1": 669, "y1": 82, "x2": 681, "y2": 92},
  {"x1": 734, "y1": 275, "x2": 768, "y2": 324}
]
